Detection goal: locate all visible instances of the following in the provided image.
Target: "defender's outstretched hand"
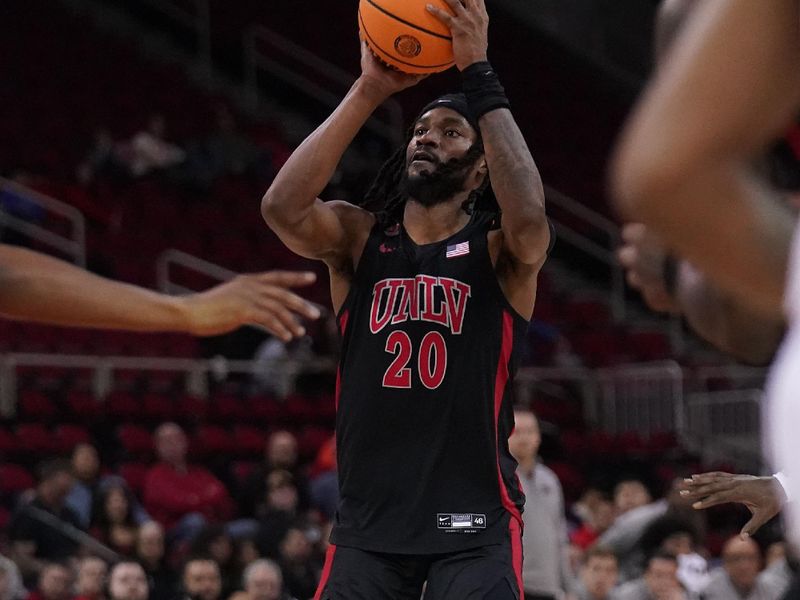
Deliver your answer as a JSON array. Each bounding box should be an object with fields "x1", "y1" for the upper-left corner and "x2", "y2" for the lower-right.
[
  {"x1": 182, "y1": 271, "x2": 321, "y2": 339},
  {"x1": 681, "y1": 472, "x2": 786, "y2": 538}
]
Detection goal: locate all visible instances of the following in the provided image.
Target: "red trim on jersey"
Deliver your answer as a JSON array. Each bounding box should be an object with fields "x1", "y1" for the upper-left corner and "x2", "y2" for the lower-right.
[
  {"x1": 335, "y1": 311, "x2": 350, "y2": 411},
  {"x1": 494, "y1": 311, "x2": 523, "y2": 525},
  {"x1": 313, "y1": 544, "x2": 337, "y2": 600},
  {"x1": 508, "y1": 517, "x2": 524, "y2": 596}
]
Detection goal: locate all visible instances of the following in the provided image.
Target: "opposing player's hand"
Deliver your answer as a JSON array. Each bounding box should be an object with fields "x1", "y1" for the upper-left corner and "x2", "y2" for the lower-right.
[
  {"x1": 680, "y1": 472, "x2": 787, "y2": 538},
  {"x1": 427, "y1": 0, "x2": 488, "y2": 71},
  {"x1": 617, "y1": 223, "x2": 679, "y2": 313},
  {"x1": 180, "y1": 271, "x2": 321, "y2": 340},
  {"x1": 358, "y1": 41, "x2": 427, "y2": 99}
]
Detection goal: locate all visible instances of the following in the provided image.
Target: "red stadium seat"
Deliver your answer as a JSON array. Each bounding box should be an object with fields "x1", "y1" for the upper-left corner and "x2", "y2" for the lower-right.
[
  {"x1": 0, "y1": 464, "x2": 34, "y2": 495},
  {"x1": 18, "y1": 391, "x2": 58, "y2": 421},
  {"x1": 117, "y1": 425, "x2": 153, "y2": 457},
  {"x1": 141, "y1": 393, "x2": 175, "y2": 422},
  {"x1": 54, "y1": 425, "x2": 91, "y2": 452},
  {"x1": 118, "y1": 462, "x2": 149, "y2": 494},
  {"x1": 193, "y1": 425, "x2": 235, "y2": 455},
  {"x1": 16, "y1": 423, "x2": 59, "y2": 455},
  {"x1": 231, "y1": 425, "x2": 265, "y2": 457},
  {"x1": 211, "y1": 394, "x2": 248, "y2": 423},
  {"x1": 66, "y1": 392, "x2": 100, "y2": 420},
  {"x1": 0, "y1": 427, "x2": 19, "y2": 456},
  {"x1": 107, "y1": 392, "x2": 140, "y2": 420},
  {"x1": 175, "y1": 395, "x2": 208, "y2": 422}
]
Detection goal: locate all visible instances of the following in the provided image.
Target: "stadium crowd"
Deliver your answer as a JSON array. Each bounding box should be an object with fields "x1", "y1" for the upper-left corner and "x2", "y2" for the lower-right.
[{"x1": 0, "y1": 409, "x2": 792, "y2": 600}]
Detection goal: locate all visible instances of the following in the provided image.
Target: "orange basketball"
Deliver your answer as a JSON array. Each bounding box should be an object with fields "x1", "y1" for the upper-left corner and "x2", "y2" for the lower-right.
[{"x1": 358, "y1": 0, "x2": 455, "y2": 74}]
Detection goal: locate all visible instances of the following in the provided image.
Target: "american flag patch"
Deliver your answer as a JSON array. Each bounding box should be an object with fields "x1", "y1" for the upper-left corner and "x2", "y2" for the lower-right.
[{"x1": 446, "y1": 241, "x2": 470, "y2": 258}]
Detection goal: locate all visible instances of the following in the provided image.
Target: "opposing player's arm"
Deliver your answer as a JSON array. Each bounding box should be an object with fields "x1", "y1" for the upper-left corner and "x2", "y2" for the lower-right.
[
  {"x1": 0, "y1": 244, "x2": 320, "y2": 340},
  {"x1": 618, "y1": 223, "x2": 785, "y2": 365},
  {"x1": 262, "y1": 42, "x2": 424, "y2": 265},
  {"x1": 675, "y1": 262, "x2": 785, "y2": 366},
  {"x1": 611, "y1": 0, "x2": 800, "y2": 316}
]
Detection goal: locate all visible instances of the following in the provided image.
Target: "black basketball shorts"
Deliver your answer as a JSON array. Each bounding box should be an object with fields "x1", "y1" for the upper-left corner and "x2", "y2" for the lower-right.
[{"x1": 313, "y1": 520, "x2": 523, "y2": 600}]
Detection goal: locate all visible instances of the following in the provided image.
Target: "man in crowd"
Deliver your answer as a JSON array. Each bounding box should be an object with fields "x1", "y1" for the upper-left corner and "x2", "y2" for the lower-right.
[
  {"x1": 25, "y1": 564, "x2": 74, "y2": 600},
  {"x1": 509, "y1": 408, "x2": 571, "y2": 599},
  {"x1": 143, "y1": 424, "x2": 232, "y2": 538},
  {"x1": 702, "y1": 536, "x2": 789, "y2": 599},
  {"x1": 180, "y1": 560, "x2": 221, "y2": 600},
  {"x1": 9, "y1": 461, "x2": 81, "y2": 585},
  {"x1": 570, "y1": 546, "x2": 619, "y2": 600},
  {"x1": 612, "y1": 551, "x2": 686, "y2": 600},
  {"x1": 242, "y1": 560, "x2": 288, "y2": 600},
  {"x1": 107, "y1": 562, "x2": 149, "y2": 600},
  {"x1": 74, "y1": 558, "x2": 107, "y2": 600}
]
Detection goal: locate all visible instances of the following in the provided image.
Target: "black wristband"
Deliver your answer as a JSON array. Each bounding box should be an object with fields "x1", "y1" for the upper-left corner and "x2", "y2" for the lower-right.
[
  {"x1": 461, "y1": 61, "x2": 510, "y2": 120},
  {"x1": 662, "y1": 254, "x2": 679, "y2": 298}
]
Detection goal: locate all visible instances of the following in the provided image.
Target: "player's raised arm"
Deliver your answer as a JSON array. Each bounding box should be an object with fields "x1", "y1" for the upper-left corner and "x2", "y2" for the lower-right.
[
  {"x1": 610, "y1": 0, "x2": 800, "y2": 316},
  {"x1": 0, "y1": 244, "x2": 320, "y2": 340},
  {"x1": 261, "y1": 43, "x2": 425, "y2": 264},
  {"x1": 428, "y1": 0, "x2": 550, "y2": 267}
]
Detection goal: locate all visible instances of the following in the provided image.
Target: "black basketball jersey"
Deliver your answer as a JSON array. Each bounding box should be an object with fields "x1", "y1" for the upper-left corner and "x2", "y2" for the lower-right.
[{"x1": 330, "y1": 210, "x2": 528, "y2": 555}]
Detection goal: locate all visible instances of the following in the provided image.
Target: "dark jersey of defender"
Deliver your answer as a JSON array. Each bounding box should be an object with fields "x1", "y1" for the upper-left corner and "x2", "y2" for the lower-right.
[{"x1": 330, "y1": 210, "x2": 527, "y2": 555}]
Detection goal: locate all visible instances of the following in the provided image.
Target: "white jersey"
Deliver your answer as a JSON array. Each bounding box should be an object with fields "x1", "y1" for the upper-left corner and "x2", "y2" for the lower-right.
[{"x1": 766, "y1": 222, "x2": 800, "y2": 546}]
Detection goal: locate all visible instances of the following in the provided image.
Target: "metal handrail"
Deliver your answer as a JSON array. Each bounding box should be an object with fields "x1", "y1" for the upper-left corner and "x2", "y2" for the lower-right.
[
  {"x1": 544, "y1": 185, "x2": 626, "y2": 321},
  {"x1": 243, "y1": 25, "x2": 404, "y2": 147},
  {"x1": 156, "y1": 248, "x2": 237, "y2": 294},
  {"x1": 0, "y1": 177, "x2": 86, "y2": 267}
]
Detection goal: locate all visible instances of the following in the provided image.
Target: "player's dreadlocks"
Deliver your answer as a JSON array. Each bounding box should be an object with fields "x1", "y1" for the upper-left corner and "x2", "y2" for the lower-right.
[{"x1": 359, "y1": 94, "x2": 500, "y2": 227}]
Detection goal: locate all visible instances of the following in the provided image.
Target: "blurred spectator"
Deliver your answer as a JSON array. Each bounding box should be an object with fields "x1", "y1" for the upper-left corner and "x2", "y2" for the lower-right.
[
  {"x1": 614, "y1": 481, "x2": 652, "y2": 515},
  {"x1": 308, "y1": 436, "x2": 338, "y2": 522},
  {"x1": 25, "y1": 564, "x2": 74, "y2": 600},
  {"x1": 180, "y1": 560, "x2": 221, "y2": 600},
  {"x1": 570, "y1": 546, "x2": 619, "y2": 600},
  {"x1": 9, "y1": 460, "x2": 82, "y2": 584},
  {"x1": 134, "y1": 523, "x2": 174, "y2": 600},
  {"x1": 189, "y1": 528, "x2": 238, "y2": 600},
  {"x1": 0, "y1": 555, "x2": 25, "y2": 600},
  {"x1": 239, "y1": 432, "x2": 309, "y2": 520},
  {"x1": 74, "y1": 557, "x2": 107, "y2": 600},
  {"x1": 275, "y1": 528, "x2": 317, "y2": 600},
  {"x1": 67, "y1": 445, "x2": 149, "y2": 531},
  {"x1": 250, "y1": 339, "x2": 313, "y2": 400},
  {"x1": 255, "y1": 472, "x2": 301, "y2": 560},
  {"x1": 107, "y1": 562, "x2": 149, "y2": 600},
  {"x1": 122, "y1": 115, "x2": 185, "y2": 178},
  {"x1": 241, "y1": 560, "x2": 292, "y2": 600},
  {"x1": 598, "y1": 480, "x2": 669, "y2": 580},
  {"x1": 76, "y1": 130, "x2": 128, "y2": 185},
  {"x1": 570, "y1": 499, "x2": 615, "y2": 551},
  {"x1": 90, "y1": 484, "x2": 139, "y2": 557},
  {"x1": 203, "y1": 107, "x2": 259, "y2": 178},
  {"x1": 509, "y1": 408, "x2": 571, "y2": 600},
  {"x1": 612, "y1": 551, "x2": 686, "y2": 600},
  {"x1": 702, "y1": 536, "x2": 788, "y2": 599},
  {"x1": 143, "y1": 423, "x2": 233, "y2": 537},
  {"x1": 65, "y1": 444, "x2": 102, "y2": 529},
  {"x1": 666, "y1": 532, "x2": 707, "y2": 596}
]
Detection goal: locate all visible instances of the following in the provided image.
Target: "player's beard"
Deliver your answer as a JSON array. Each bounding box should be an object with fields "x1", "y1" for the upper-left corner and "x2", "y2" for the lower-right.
[{"x1": 401, "y1": 151, "x2": 479, "y2": 208}]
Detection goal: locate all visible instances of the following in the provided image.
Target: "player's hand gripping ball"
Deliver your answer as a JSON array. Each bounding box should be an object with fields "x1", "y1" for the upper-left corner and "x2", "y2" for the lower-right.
[{"x1": 358, "y1": 0, "x2": 456, "y2": 74}]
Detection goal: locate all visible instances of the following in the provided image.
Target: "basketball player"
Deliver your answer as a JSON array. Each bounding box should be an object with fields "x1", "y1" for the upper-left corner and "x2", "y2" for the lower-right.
[
  {"x1": 609, "y1": 0, "x2": 800, "y2": 549},
  {"x1": 261, "y1": 0, "x2": 550, "y2": 596},
  {"x1": 0, "y1": 243, "x2": 319, "y2": 339}
]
